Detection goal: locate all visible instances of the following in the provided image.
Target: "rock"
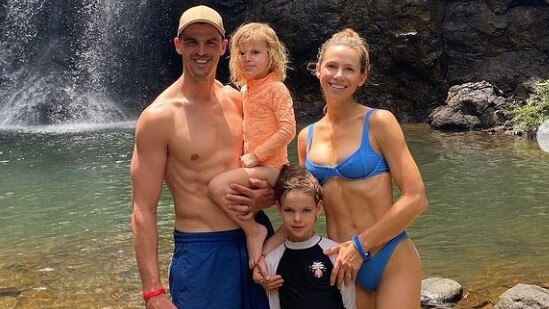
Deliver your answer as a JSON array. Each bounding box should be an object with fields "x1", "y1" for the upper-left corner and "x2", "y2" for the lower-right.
[
  {"x1": 513, "y1": 76, "x2": 545, "y2": 102},
  {"x1": 428, "y1": 81, "x2": 512, "y2": 131},
  {"x1": 0, "y1": 287, "x2": 20, "y2": 298},
  {"x1": 454, "y1": 290, "x2": 494, "y2": 309},
  {"x1": 429, "y1": 105, "x2": 482, "y2": 130},
  {"x1": 421, "y1": 277, "x2": 463, "y2": 308},
  {"x1": 494, "y1": 283, "x2": 549, "y2": 309}
]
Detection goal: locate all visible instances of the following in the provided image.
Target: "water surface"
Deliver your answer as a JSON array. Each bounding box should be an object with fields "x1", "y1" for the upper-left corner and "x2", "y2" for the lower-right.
[{"x1": 0, "y1": 123, "x2": 548, "y2": 307}]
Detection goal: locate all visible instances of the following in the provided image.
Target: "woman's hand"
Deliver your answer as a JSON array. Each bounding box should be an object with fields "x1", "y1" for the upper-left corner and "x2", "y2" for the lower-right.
[
  {"x1": 324, "y1": 241, "x2": 363, "y2": 288},
  {"x1": 253, "y1": 256, "x2": 284, "y2": 292}
]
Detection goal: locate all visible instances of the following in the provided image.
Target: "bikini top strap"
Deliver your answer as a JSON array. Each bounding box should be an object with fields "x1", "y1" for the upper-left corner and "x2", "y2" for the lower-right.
[
  {"x1": 306, "y1": 124, "x2": 315, "y2": 152},
  {"x1": 362, "y1": 108, "x2": 375, "y2": 144}
]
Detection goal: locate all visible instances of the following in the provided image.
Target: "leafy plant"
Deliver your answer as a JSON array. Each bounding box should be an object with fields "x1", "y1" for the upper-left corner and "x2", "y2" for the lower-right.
[{"x1": 513, "y1": 80, "x2": 549, "y2": 136}]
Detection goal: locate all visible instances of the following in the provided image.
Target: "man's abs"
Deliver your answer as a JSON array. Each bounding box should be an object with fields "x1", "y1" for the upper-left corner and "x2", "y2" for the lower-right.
[
  {"x1": 165, "y1": 158, "x2": 240, "y2": 233},
  {"x1": 175, "y1": 203, "x2": 238, "y2": 232}
]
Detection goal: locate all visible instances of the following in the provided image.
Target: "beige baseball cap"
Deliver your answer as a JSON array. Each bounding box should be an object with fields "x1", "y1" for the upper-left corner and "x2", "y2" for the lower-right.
[{"x1": 177, "y1": 5, "x2": 225, "y2": 38}]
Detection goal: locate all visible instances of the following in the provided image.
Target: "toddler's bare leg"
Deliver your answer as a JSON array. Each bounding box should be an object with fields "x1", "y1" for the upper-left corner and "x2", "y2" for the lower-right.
[{"x1": 209, "y1": 166, "x2": 279, "y2": 268}]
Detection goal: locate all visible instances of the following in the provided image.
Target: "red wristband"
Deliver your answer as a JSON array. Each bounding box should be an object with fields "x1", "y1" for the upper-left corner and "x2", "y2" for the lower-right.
[{"x1": 143, "y1": 287, "x2": 165, "y2": 301}]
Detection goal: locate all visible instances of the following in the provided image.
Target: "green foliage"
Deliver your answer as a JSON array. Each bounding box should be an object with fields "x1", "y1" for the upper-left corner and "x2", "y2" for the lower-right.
[{"x1": 513, "y1": 80, "x2": 549, "y2": 135}]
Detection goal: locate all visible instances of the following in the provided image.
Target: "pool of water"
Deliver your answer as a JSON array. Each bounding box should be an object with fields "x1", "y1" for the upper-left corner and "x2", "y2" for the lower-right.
[{"x1": 0, "y1": 123, "x2": 548, "y2": 307}]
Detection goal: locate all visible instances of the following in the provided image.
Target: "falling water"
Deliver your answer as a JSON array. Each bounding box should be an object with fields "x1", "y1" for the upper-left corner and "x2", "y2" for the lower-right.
[{"x1": 0, "y1": 0, "x2": 153, "y2": 128}]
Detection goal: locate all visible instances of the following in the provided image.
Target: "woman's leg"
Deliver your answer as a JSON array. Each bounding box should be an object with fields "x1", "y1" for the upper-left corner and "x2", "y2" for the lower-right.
[
  {"x1": 209, "y1": 166, "x2": 280, "y2": 268},
  {"x1": 374, "y1": 238, "x2": 422, "y2": 309},
  {"x1": 355, "y1": 287, "x2": 375, "y2": 309}
]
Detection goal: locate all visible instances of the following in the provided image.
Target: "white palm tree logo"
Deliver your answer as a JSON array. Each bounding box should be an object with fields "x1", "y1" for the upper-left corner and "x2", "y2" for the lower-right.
[{"x1": 309, "y1": 261, "x2": 326, "y2": 278}]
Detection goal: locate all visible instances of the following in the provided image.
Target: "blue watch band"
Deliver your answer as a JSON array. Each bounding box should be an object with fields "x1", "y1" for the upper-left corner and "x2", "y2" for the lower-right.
[{"x1": 352, "y1": 235, "x2": 371, "y2": 261}]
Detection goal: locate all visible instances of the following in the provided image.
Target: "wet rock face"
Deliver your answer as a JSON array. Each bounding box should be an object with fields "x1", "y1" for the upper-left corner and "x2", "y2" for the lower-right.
[
  {"x1": 160, "y1": 1, "x2": 549, "y2": 121},
  {"x1": 428, "y1": 81, "x2": 512, "y2": 131},
  {"x1": 3, "y1": 1, "x2": 546, "y2": 123}
]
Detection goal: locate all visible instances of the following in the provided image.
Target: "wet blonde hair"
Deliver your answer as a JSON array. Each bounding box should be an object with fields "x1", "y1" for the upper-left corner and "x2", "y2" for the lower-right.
[
  {"x1": 317, "y1": 28, "x2": 370, "y2": 74},
  {"x1": 229, "y1": 22, "x2": 288, "y2": 88}
]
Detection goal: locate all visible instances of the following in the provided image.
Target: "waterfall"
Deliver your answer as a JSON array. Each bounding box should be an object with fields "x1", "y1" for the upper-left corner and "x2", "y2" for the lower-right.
[{"x1": 0, "y1": 0, "x2": 153, "y2": 128}]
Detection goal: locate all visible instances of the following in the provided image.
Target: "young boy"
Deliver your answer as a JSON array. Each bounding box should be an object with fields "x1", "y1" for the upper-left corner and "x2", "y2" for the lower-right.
[{"x1": 264, "y1": 164, "x2": 356, "y2": 309}]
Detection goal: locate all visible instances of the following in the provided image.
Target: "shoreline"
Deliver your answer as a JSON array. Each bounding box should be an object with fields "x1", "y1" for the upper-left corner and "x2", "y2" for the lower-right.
[{"x1": 1, "y1": 234, "x2": 548, "y2": 308}]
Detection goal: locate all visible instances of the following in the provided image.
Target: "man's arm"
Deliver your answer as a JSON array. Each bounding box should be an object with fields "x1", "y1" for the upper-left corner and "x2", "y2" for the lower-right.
[{"x1": 130, "y1": 108, "x2": 174, "y2": 307}]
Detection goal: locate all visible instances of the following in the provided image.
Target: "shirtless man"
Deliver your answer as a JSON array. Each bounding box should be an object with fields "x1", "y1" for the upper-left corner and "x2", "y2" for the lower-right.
[{"x1": 130, "y1": 6, "x2": 271, "y2": 309}]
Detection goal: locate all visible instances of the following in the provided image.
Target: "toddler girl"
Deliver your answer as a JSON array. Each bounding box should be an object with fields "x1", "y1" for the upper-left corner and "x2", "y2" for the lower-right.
[{"x1": 209, "y1": 22, "x2": 296, "y2": 268}]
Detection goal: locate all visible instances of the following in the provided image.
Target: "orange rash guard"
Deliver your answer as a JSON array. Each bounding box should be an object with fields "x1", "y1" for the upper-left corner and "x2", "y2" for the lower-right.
[{"x1": 242, "y1": 72, "x2": 296, "y2": 167}]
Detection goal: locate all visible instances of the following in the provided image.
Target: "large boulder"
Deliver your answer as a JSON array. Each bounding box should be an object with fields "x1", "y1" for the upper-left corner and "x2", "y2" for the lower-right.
[
  {"x1": 494, "y1": 284, "x2": 549, "y2": 309},
  {"x1": 421, "y1": 277, "x2": 463, "y2": 308},
  {"x1": 428, "y1": 81, "x2": 511, "y2": 131}
]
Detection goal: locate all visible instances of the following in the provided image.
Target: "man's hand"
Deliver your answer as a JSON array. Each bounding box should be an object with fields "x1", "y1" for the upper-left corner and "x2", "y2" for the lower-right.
[{"x1": 225, "y1": 178, "x2": 275, "y2": 220}]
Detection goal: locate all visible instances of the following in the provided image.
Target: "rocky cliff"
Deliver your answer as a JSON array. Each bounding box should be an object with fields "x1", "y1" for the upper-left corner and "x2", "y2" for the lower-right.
[{"x1": 138, "y1": 0, "x2": 549, "y2": 121}]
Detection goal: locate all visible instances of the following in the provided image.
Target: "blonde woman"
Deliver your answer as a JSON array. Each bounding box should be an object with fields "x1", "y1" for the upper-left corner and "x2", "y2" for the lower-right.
[{"x1": 257, "y1": 28, "x2": 427, "y2": 309}]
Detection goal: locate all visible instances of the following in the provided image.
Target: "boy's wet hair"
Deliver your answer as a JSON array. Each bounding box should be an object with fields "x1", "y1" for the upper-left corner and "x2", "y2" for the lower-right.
[{"x1": 274, "y1": 164, "x2": 323, "y2": 204}]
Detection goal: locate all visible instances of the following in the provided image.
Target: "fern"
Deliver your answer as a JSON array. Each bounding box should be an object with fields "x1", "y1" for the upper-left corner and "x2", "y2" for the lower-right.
[{"x1": 513, "y1": 80, "x2": 549, "y2": 135}]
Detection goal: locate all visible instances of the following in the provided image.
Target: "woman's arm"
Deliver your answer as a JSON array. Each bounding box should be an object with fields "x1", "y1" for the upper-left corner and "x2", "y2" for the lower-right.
[{"x1": 357, "y1": 109, "x2": 428, "y2": 250}]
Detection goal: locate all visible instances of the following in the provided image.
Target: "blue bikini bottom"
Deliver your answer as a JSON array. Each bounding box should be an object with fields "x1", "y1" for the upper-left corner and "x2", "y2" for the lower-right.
[{"x1": 356, "y1": 231, "x2": 408, "y2": 291}]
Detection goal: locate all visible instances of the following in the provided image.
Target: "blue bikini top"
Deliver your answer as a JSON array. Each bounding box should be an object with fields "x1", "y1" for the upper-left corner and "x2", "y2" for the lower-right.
[{"x1": 304, "y1": 109, "x2": 389, "y2": 185}]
